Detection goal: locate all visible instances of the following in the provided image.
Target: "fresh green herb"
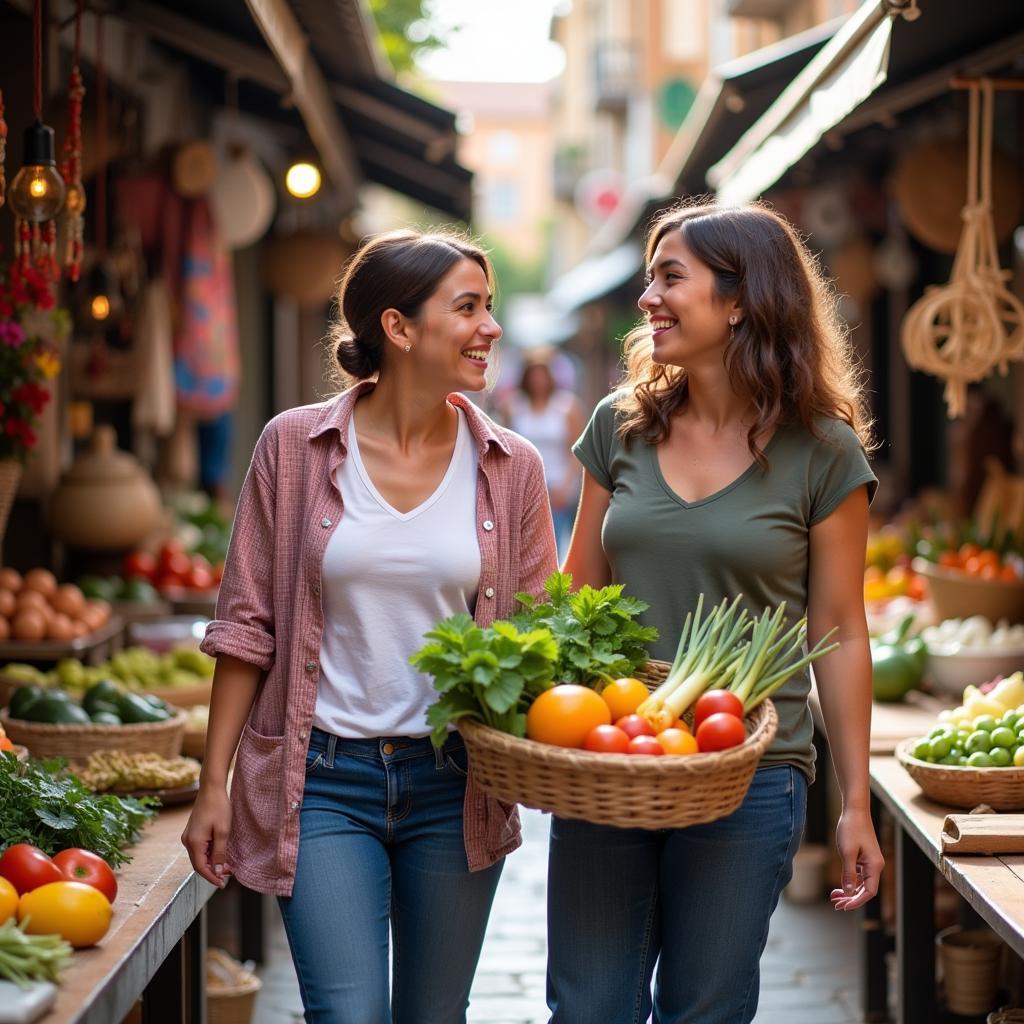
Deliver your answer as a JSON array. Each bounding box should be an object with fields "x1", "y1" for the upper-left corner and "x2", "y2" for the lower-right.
[
  {"x1": 410, "y1": 614, "x2": 559, "y2": 746},
  {"x1": 512, "y1": 571, "x2": 658, "y2": 686},
  {"x1": 0, "y1": 918, "x2": 72, "y2": 989},
  {"x1": 0, "y1": 752, "x2": 157, "y2": 866}
]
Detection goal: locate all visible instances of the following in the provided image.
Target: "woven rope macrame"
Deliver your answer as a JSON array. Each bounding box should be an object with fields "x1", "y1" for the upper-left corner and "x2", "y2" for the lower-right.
[{"x1": 900, "y1": 80, "x2": 1024, "y2": 417}]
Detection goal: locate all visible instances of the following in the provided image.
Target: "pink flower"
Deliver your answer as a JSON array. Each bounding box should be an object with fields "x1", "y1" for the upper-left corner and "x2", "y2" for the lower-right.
[{"x1": 0, "y1": 320, "x2": 25, "y2": 347}]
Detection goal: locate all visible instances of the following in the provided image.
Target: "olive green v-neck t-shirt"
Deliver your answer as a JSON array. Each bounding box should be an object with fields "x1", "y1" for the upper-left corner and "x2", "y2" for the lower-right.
[{"x1": 573, "y1": 393, "x2": 877, "y2": 782}]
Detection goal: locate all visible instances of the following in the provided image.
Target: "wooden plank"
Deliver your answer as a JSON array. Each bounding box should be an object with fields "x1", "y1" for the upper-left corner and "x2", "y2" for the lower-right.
[
  {"x1": 810, "y1": 687, "x2": 952, "y2": 755},
  {"x1": 39, "y1": 805, "x2": 216, "y2": 1024}
]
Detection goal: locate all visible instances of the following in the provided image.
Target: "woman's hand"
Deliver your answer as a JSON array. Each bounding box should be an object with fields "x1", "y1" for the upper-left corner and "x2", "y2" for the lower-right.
[
  {"x1": 830, "y1": 807, "x2": 884, "y2": 911},
  {"x1": 181, "y1": 783, "x2": 233, "y2": 888}
]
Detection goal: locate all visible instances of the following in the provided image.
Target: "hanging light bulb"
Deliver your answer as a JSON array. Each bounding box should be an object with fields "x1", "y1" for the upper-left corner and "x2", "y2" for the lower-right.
[
  {"x1": 286, "y1": 160, "x2": 321, "y2": 199},
  {"x1": 8, "y1": 121, "x2": 65, "y2": 222},
  {"x1": 82, "y1": 259, "x2": 122, "y2": 325}
]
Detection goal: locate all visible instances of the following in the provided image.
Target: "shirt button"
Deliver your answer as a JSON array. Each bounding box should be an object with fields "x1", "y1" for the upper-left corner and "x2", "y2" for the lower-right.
[
  {"x1": 321, "y1": 517, "x2": 332, "y2": 528},
  {"x1": 305, "y1": 660, "x2": 316, "y2": 672},
  {"x1": 484, "y1": 586, "x2": 495, "y2": 599},
  {"x1": 298, "y1": 731, "x2": 307, "y2": 741},
  {"x1": 382, "y1": 742, "x2": 395, "y2": 755},
  {"x1": 290, "y1": 801, "x2": 299, "y2": 811},
  {"x1": 482, "y1": 519, "x2": 494, "y2": 531}
]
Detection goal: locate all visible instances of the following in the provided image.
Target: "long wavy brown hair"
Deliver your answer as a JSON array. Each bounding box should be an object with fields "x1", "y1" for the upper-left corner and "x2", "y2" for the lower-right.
[{"x1": 615, "y1": 200, "x2": 874, "y2": 464}]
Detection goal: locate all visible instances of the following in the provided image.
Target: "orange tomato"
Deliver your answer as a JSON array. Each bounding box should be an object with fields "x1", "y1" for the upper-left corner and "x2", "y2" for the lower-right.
[
  {"x1": 527, "y1": 685, "x2": 612, "y2": 748},
  {"x1": 656, "y1": 728, "x2": 699, "y2": 755},
  {"x1": 0, "y1": 877, "x2": 17, "y2": 923},
  {"x1": 600, "y1": 677, "x2": 649, "y2": 720},
  {"x1": 958, "y1": 543, "x2": 981, "y2": 562},
  {"x1": 906, "y1": 575, "x2": 927, "y2": 602},
  {"x1": 938, "y1": 551, "x2": 961, "y2": 569},
  {"x1": 1000, "y1": 565, "x2": 1020, "y2": 582},
  {"x1": 18, "y1": 881, "x2": 112, "y2": 947},
  {"x1": 980, "y1": 564, "x2": 999, "y2": 580}
]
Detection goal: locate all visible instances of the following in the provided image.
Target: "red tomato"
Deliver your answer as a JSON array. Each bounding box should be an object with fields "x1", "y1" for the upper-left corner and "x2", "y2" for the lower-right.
[
  {"x1": 158, "y1": 539, "x2": 187, "y2": 573},
  {"x1": 582, "y1": 724, "x2": 631, "y2": 754},
  {"x1": 211, "y1": 561, "x2": 225, "y2": 585},
  {"x1": 184, "y1": 565, "x2": 214, "y2": 591},
  {"x1": 615, "y1": 714, "x2": 656, "y2": 739},
  {"x1": 0, "y1": 844, "x2": 64, "y2": 895},
  {"x1": 52, "y1": 849, "x2": 117, "y2": 904},
  {"x1": 696, "y1": 712, "x2": 747, "y2": 752},
  {"x1": 163, "y1": 552, "x2": 192, "y2": 579},
  {"x1": 122, "y1": 551, "x2": 157, "y2": 582},
  {"x1": 693, "y1": 690, "x2": 745, "y2": 732},
  {"x1": 627, "y1": 735, "x2": 664, "y2": 756}
]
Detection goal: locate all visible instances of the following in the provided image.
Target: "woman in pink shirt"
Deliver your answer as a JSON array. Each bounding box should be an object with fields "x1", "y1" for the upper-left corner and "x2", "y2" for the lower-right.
[{"x1": 181, "y1": 229, "x2": 557, "y2": 1023}]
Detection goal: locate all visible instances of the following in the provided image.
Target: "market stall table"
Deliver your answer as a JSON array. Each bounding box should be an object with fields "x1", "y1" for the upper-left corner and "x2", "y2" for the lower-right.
[
  {"x1": 869, "y1": 756, "x2": 1024, "y2": 1024},
  {"x1": 36, "y1": 802, "x2": 215, "y2": 1024}
]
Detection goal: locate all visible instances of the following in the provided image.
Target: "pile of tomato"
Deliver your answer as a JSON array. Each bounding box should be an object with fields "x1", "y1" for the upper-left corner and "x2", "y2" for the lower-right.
[
  {"x1": 0, "y1": 843, "x2": 115, "y2": 948},
  {"x1": 934, "y1": 543, "x2": 1022, "y2": 582},
  {"x1": 123, "y1": 539, "x2": 224, "y2": 594},
  {"x1": 525, "y1": 679, "x2": 747, "y2": 756}
]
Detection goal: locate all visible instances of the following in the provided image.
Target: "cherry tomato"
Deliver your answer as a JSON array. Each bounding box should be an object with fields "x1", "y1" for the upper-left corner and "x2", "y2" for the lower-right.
[
  {"x1": 600, "y1": 678, "x2": 649, "y2": 720},
  {"x1": 615, "y1": 714, "x2": 656, "y2": 739},
  {"x1": 582, "y1": 724, "x2": 631, "y2": 754},
  {"x1": 696, "y1": 712, "x2": 747, "y2": 752},
  {"x1": 656, "y1": 728, "x2": 699, "y2": 755},
  {"x1": 0, "y1": 844, "x2": 64, "y2": 895},
  {"x1": 627, "y1": 735, "x2": 664, "y2": 756},
  {"x1": 184, "y1": 565, "x2": 215, "y2": 591},
  {"x1": 52, "y1": 848, "x2": 118, "y2": 904},
  {"x1": 693, "y1": 690, "x2": 744, "y2": 732},
  {"x1": 122, "y1": 550, "x2": 157, "y2": 582}
]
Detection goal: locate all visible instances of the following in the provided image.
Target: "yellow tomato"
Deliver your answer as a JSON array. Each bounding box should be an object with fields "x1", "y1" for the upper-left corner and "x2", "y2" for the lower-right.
[
  {"x1": 656, "y1": 728, "x2": 699, "y2": 755},
  {"x1": 18, "y1": 881, "x2": 112, "y2": 948},
  {"x1": 527, "y1": 685, "x2": 611, "y2": 748},
  {"x1": 600, "y1": 677, "x2": 650, "y2": 720},
  {"x1": 0, "y1": 876, "x2": 17, "y2": 923}
]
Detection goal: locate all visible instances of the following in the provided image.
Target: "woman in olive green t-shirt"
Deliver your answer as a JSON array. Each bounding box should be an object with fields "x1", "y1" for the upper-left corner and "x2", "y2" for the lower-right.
[{"x1": 546, "y1": 201, "x2": 883, "y2": 1024}]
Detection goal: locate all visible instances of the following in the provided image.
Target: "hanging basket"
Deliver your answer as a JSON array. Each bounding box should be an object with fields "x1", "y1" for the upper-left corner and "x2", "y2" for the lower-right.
[{"x1": 0, "y1": 459, "x2": 23, "y2": 554}]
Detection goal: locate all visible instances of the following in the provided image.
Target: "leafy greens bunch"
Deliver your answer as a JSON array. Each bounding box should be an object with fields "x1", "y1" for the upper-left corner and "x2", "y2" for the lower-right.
[
  {"x1": 410, "y1": 614, "x2": 559, "y2": 746},
  {"x1": 512, "y1": 571, "x2": 658, "y2": 686},
  {"x1": 0, "y1": 752, "x2": 157, "y2": 866}
]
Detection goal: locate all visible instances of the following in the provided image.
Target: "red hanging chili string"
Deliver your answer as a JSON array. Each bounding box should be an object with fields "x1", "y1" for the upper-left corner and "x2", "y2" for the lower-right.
[
  {"x1": 32, "y1": 0, "x2": 42, "y2": 121},
  {"x1": 96, "y1": 11, "x2": 106, "y2": 255}
]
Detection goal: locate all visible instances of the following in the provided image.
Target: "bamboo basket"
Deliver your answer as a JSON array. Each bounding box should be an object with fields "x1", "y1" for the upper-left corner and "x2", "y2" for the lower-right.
[
  {"x1": 459, "y1": 661, "x2": 778, "y2": 829},
  {"x1": 206, "y1": 948, "x2": 261, "y2": 1024},
  {"x1": 897, "y1": 739, "x2": 1024, "y2": 810},
  {"x1": 0, "y1": 707, "x2": 187, "y2": 761}
]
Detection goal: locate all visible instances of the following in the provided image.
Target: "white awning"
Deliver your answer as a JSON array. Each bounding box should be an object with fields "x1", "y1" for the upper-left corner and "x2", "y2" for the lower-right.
[
  {"x1": 708, "y1": 0, "x2": 907, "y2": 206},
  {"x1": 548, "y1": 242, "x2": 643, "y2": 313}
]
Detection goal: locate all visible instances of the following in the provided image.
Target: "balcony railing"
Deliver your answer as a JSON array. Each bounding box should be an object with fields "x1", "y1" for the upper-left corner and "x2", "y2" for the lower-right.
[{"x1": 593, "y1": 40, "x2": 636, "y2": 110}]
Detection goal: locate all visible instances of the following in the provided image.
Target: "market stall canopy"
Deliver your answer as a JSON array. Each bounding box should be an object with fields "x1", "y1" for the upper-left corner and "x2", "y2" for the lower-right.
[
  {"x1": 708, "y1": 0, "x2": 1024, "y2": 206},
  {"x1": 548, "y1": 241, "x2": 642, "y2": 317},
  {"x1": 585, "y1": 18, "x2": 836, "y2": 257},
  {"x1": 117, "y1": 0, "x2": 472, "y2": 220}
]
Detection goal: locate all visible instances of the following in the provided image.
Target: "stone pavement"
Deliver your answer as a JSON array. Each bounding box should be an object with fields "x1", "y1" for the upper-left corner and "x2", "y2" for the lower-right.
[{"x1": 251, "y1": 808, "x2": 860, "y2": 1023}]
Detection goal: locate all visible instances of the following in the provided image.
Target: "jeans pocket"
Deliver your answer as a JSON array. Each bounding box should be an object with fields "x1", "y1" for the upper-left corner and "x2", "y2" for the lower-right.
[
  {"x1": 442, "y1": 743, "x2": 469, "y2": 778},
  {"x1": 304, "y1": 750, "x2": 324, "y2": 776}
]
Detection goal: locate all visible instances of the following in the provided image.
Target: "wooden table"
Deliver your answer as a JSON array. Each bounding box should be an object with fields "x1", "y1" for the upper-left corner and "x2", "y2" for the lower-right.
[
  {"x1": 41, "y1": 803, "x2": 216, "y2": 1024},
  {"x1": 868, "y1": 757, "x2": 1024, "y2": 1023}
]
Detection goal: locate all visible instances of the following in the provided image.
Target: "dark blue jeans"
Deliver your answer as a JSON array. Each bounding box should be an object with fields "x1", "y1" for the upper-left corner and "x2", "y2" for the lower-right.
[
  {"x1": 278, "y1": 729, "x2": 503, "y2": 1024},
  {"x1": 546, "y1": 764, "x2": 807, "y2": 1024}
]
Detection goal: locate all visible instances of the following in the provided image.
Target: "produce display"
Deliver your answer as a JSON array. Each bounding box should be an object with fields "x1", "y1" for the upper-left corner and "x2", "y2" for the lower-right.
[
  {"x1": 905, "y1": 673, "x2": 1024, "y2": 767},
  {"x1": 120, "y1": 538, "x2": 223, "y2": 595},
  {"x1": 0, "y1": 753, "x2": 156, "y2": 865},
  {"x1": 921, "y1": 616, "x2": 1024, "y2": 652},
  {"x1": 2, "y1": 644, "x2": 215, "y2": 697},
  {"x1": 871, "y1": 615, "x2": 927, "y2": 702},
  {"x1": 0, "y1": 568, "x2": 112, "y2": 643},
  {"x1": 77, "y1": 572, "x2": 162, "y2": 605},
  {"x1": 77, "y1": 751, "x2": 201, "y2": 793},
  {"x1": 7, "y1": 681, "x2": 176, "y2": 726}
]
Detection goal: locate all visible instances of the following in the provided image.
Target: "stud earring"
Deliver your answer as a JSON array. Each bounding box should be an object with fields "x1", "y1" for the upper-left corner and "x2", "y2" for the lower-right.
[
  {"x1": 404, "y1": 344, "x2": 411, "y2": 352},
  {"x1": 729, "y1": 316, "x2": 737, "y2": 325}
]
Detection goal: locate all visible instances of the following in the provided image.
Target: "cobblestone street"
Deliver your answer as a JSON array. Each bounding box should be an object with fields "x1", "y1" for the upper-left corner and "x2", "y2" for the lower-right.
[{"x1": 252, "y1": 808, "x2": 859, "y2": 1023}]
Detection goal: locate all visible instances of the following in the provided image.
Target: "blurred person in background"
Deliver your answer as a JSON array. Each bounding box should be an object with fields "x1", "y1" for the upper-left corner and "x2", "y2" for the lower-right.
[{"x1": 501, "y1": 347, "x2": 585, "y2": 555}]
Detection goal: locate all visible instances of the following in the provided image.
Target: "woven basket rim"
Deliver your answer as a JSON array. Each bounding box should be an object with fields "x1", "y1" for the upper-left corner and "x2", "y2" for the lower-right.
[
  {"x1": 896, "y1": 737, "x2": 1024, "y2": 780},
  {"x1": 458, "y1": 697, "x2": 777, "y2": 771},
  {"x1": 0, "y1": 706, "x2": 187, "y2": 735}
]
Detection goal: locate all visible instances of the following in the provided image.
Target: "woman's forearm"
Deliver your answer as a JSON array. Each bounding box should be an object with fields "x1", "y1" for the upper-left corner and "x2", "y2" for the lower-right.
[
  {"x1": 200, "y1": 654, "x2": 263, "y2": 787},
  {"x1": 813, "y1": 639, "x2": 872, "y2": 812}
]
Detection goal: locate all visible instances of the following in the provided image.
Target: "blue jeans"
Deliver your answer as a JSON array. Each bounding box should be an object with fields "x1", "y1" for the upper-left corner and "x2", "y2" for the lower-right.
[
  {"x1": 278, "y1": 729, "x2": 503, "y2": 1024},
  {"x1": 546, "y1": 764, "x2": 807, "y2": 1024}
]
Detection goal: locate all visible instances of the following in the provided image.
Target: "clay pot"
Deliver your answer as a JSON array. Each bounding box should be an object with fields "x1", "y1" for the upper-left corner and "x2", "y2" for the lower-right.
[
  {"x1": 50, "y1": 426, "x2": 162, "y2": 550},
  {"x1": 261, "y1": 230, "x2": 348, "y2": 307}
]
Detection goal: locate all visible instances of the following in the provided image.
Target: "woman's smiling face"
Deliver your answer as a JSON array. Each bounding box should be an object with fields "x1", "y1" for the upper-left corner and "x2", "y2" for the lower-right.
[
  {"x1": 409, "y1": 258, "x2": 502, "y2": 392},
  {"x1": 638, "y1": 229, "x2": 735, "y2": 369}
]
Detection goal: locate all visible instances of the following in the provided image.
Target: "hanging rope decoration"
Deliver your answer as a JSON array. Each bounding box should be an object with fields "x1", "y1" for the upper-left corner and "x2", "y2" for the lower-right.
[
  {"x1": 60, "y1": 0, "x2": 86, "y2": 282},
  {"x1": 0, "y1": 91, "x2": 7, "y2": 210},
  {"x1": 900, "y1": 80, "x2": 1024, "y2": 417}
]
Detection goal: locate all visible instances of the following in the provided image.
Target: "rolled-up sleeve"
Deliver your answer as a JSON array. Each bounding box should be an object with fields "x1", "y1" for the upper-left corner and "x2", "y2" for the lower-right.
[
  {"x1": 517, "y1": 453, "x2": 558, "y2": 601},
  {"x1": 200, "y1": 425, "x2": 278, "y2": 671}
]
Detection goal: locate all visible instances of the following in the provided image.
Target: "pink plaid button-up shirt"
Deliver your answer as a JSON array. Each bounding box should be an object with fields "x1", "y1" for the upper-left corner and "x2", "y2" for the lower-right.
[{"x1": 200, "y1": 382, "x2": 558, "y2": 896}]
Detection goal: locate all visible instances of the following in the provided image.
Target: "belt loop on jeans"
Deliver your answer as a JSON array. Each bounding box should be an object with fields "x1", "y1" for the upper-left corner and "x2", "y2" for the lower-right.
[{"x1": 325, "y1": 733, "x2": 338, "y2": 769}]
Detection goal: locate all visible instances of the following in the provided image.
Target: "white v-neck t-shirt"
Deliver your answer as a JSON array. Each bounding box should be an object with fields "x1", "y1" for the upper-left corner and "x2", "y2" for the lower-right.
[{"x1": 314, "y1": 407, "x2": 480, "y2": 738}]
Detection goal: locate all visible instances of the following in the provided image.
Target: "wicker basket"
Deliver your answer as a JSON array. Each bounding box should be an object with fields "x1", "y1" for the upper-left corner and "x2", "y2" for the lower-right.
[
  {"x1": 206, "y1": 948, "x2": 261, "y2": 1024},
  {"x1": 459, "y1": 661, "x2": 778, "y2": 829},
  {"x1": 989, "y1": 1010, "x2": 1024, "y2": 1023},
  {"x1": 897, "y1": 739, "x2": 1024, "y2": 810},
  {"x1": 0, "y1": 707, "x2": 187, "y2": 762}
]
